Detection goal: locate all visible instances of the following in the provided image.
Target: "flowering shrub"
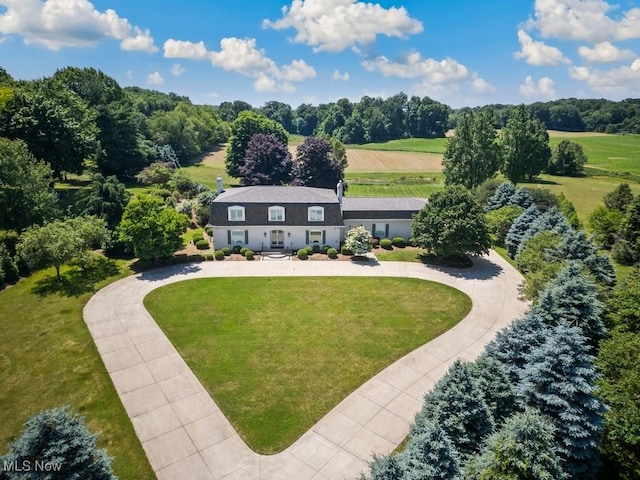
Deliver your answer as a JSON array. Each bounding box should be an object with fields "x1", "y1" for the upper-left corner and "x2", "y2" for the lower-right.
[{"x1": 344, "y1": 225, "x2": 373, "y2": 255}]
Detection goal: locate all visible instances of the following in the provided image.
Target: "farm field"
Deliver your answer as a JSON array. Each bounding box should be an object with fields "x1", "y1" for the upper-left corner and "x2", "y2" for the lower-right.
[{"x1": 144, "y1": 276, "x2": 471, "y2": 454}]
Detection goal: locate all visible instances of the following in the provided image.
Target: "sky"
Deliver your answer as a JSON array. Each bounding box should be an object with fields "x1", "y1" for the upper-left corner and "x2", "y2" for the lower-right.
[{"x1": 1, "y1": 0, "x2": 640, "y2": 109}]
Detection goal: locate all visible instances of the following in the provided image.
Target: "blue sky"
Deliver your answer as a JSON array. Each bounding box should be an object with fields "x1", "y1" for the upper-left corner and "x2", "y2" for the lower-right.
[{"x1": 1, "y1": 0, "x2": 640, "y2": 108}]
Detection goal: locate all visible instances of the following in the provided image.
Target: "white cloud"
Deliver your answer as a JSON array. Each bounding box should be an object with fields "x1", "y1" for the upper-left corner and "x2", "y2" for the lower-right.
[
  {"x1": 578, "y1": 41, "x2": 636, "y2": 62},
  {"x1": 332, "y1": 70, "x2": 350, "y2": 81},
  {"x1": 163, "y1": 39, "x2": 209, "y2": 59},
  {"x1": 514, "y1": 30, "x2": 570, "y2": 66},
  {"x1": 0, "y1": 0, "x2": 157, "y2": 51},
  {"x1": 263, "y1": 0, "x2": 423, "y2": 53},
  {"x1": 147, "y1": 71, "x2": 164, "y2": 85},
  {"x1": 171, "y1": 63, "x2": 185, "y2": 76},
  {"x1": 362, "y1": 52, "x2": 469, "y2": 83},
  {"x1": 471, "y1": 74, "x2": 496, "y2": 94},
  {"x1": 530, "y1": 0, "x2": 640, "y2": 43},
  {"x1": 520, "y1": 75, "x2": 557, "y2": 99},
  {"x1": 569, "y1": 60, "x2": 640, "y2": 94}
]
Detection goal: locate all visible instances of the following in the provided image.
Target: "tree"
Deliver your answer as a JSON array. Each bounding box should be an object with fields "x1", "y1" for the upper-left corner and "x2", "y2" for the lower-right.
[
  {"x1": 344, "y1": 225, "x2": 373, "y2": 256},
  {"x1": 500, "y1": 104, "x2": 551, "y2": 183},
  {"x1": 515, "y1": 231, "x2": 565, "y2": 300},
  {"x1": 484, "y1": 181, "x2": 516, "y2": 212},
  {"x1": 17, "y1": 216, "x2": 110, "y2": 280},
  {"x1": 135, "y1": 162, "x2": 173, "y2": 186},
  {"x1": 620, "y1": 194, "x2": 640, "y2": 264},
  {"x1": 77, "y1": 174, "x2": 131, "y2": 230},
  {"x1": 118, "y1": 194, "x2": 190, "y2": 261},
  {"x1": 239, "y1": 133, "x2": 293, "y2": 185},
  {"x1": 468, "y1": 355, "x2": 516, "y2": 426},
  {"x1": 514, "y1": 207, "x2": 572, "y2": 257},
  {"x1": 608, "y1": 266, "x2": 640, "y2": 333},
  {"x1": 259, "y1": 100, "x2": 294, "y2": 133},
  {"x1": 518, "y1": 323, "x2": 605, "y2": 479},
  {"x1": 225, "y1": 111, "x2": 288, "y2": 177},
  {"x1": 292, "y1": 136, "x2": 344, "y2": 189},
  {"x1": 401, "y1": 420, "x2": 461, "y2": 480},
  {"x1": 547, "y1": 139, "x2": 587, "y2": 176},
  {"x1": 0, "y1": 406, "x2": 115, "y2": 480},
  {"x1": 442, "y1": 109, "x2": 501, "y2": 189},
  {"x1": 361, "y1": 454, "x2": 404, "y2": 480},
  {"x1": 505, "y1": 204, "x2": 540, "y2": 258},
  {"x1": 603, "y1": 183, "x2": 634, "y2": 212},
  {"x1": 0, "y1": 138, "x2": 59, "y2": 232},
  {"x1": 412, "y1": 185, "x2": 491, "y2": 258},
  {"x1": 485, "y1": 205, "x2": 524, "y2": 245},
  {"x1": 589, "y1": 205, "x2": 624, "y2": 248},
  {"x1": 465, "y1": 409, "x2": 566, "y2": 480}
]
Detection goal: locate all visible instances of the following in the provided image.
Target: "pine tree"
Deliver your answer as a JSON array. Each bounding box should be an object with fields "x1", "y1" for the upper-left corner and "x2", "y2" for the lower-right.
[
  {"x1": 505, "y1": 204, "x2": 540, "y2": 258},
  {"x1": 1, "y1": 406, "x2": 116, "y2": 479},
  {"x1": 485, "y1": 181, "x2": 516, "y2": 212},
  {"x1": 515, "y1": 207, "x2": 572, "y2": 256},
  {"x1": 465, "y1": 409, "x2": 566, "y2": 480},
  {"x1": 484, "y1": 312, "x2": 551, "y2": 385},
  {"x1": 510, "y1": 187, "x2": 534, "y2": 209},
  {"x1": 401, "y1": 419, "x2": 461, "y2": 480},
  {"x1": 361, "y1": 453, "x2": 404, "y2": 480},
  {"x1": 518, "y1": 323, "x2": 605, "y2": 479},
  {"x1": 413, "y1": 360, "x2": 493, "y2": 458},
  {"x1": 532, "y1": 262, "x2": 606, "y2": 344},
  {"x1": 468, "y1": 355, "x2": 516, "y2": 427}
]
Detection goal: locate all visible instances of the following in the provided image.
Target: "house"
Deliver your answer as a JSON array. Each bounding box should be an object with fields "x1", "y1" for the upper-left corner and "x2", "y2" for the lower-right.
[{"x1": 209, "y1": 178, "x2": 427, "y2": 252}]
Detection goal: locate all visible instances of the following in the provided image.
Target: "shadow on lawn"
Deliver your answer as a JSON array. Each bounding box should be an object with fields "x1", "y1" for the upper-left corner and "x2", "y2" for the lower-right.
[
  {"x1": 422, "y1": 254, "x2": 504, "y2": 281},
  {"x1": 32, "y1": 256, "x2": 121, "y2": 298}
]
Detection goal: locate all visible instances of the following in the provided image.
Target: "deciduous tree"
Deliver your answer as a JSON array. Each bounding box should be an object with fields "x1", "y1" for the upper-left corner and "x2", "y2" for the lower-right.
[
  {"x1": 239, "y1": 133, "x2": 293, "y2": 185},
  {"x1": 292, "y1": 136, "x2": 344, "y2": 189},
  {"x1": 547, "y1": 139, "x2": 587, "y2": 176}
]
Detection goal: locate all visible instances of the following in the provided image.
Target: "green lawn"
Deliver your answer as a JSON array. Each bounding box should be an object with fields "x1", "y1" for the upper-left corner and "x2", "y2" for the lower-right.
[
  {"x1": 0, "y1": 258, "x2": 156, "y2": 480},
  {"x1": 348, "y1": 137, "x2": 448, "y2": 154},
  {"x1": 345, "y1": 171, "x2": 443, "y2": 198},
  {"x1": 144, "y1": 276, "x2": 471, "y2": 454}
]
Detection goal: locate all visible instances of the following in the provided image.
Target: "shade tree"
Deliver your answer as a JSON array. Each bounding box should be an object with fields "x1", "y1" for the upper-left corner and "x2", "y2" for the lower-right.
[
  {"x1": 547, "y1": 139, "x2": 587, "y2": 176},
  {"x1": 239, "y1": 133, "x2": 293, "y2": 185},
  {"x1": 292, "y1": 136, "x2": 344, "y2": 189}
]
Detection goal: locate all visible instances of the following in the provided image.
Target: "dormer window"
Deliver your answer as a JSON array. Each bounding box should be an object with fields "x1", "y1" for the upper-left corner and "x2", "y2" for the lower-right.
[
  {"x1": 308, "y1": 206, "x2": 324, "y2": 221},
  {"x1": 269, "y1": 206, "x2": 285, "y2": 222},
  {"x1": 228, "y1": 206, "x2": 245, "y2": 221}
]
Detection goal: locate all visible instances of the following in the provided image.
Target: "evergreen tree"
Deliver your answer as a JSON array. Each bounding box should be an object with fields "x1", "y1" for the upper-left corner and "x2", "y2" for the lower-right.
[
  {"x1": 532, "y1": 262, "x2": 606, "y2": 344},
  {"x1": 518, "y1": 323, "x2": 605, "y2": 479},
  {"x1": 484, "y1": 181, "x2": 516, "y2": 212},
  {"x1": 603, "y1": 183, "x2": 634, "y2": 212},
  {"x1": 510, "y1": 186, "x2": 534, "y2": 209},
  {"x1": 413, "y1": 360, "x2": 493, "y2": 458},
  {"x1": 77, "y1": 174, "x2": 131, "y2": 230},
  {"x1": 468, "y1": 355, "x2": 516, "y2": 426},
  {"x1": 1, "y1": 406, "x2": 116, "y2": 479},
  {"x1": 465, "y1": 409, "x2": 566, "y2": 480},
  {"x1": 361, "y1": 453, "x2": 404, "y2": 480},
  {"x1": 505, "y1": 204, "x2": 540, "y2": 258},
  {"x1": 608, "y1": 266, "x2": 640, "y2": 333},
  {"x1": 401, "y1": 420, "x2": 461, "y2": 480},
  {"x1": 515, "y1": 207, "x2": 572, "y2": 257},
  {"x1": 485, "y1": 312, "x2": 551, "y2": 385},
  {"x1": 620, "y1": 194, "x2": 640, "y2": 264}
]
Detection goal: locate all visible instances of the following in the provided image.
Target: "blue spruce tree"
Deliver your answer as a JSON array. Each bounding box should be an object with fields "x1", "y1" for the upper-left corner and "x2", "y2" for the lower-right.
[
  {"x1": 515, "y1": 207, "x2": 573, "y2": 256},
  {"x1": 468, "y1": 355, "x2": 516, "y2": 427},
  {"x1": 401, "y1": 419, "x2": 461, "y2": 480},
  {"x1": 485, "y1": 181, "x2": 516, "y2": 212},
  {"x1": 361, "y1": 453, "x2": 404, "y2": 480},
  {"x1": 505, "y1": 204, "x2": 540, "y2": 258},
  {"x1": 518, "y1": 323, "x2": 605, "y2": 479},
  {"x1": 510, "y1": 187, "x2": 534, "y2": 209}
]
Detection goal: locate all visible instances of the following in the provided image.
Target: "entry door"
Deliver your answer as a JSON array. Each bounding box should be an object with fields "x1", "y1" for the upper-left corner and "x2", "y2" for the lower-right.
[{"x1": 270, "y1": 230, "x2": 285, "y2": 248}]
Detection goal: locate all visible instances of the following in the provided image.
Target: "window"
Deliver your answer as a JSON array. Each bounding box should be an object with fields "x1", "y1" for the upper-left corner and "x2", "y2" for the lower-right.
[
  {"x1": 373, "y1": 223, "x2": 389, "y2": 238},
  {"x1": 228, "y1": 206, "x2": 245, "y2": 221},
  {"x1": 308, "y1": 206, "x2": 324, "y2": 222},
  {"x1": 309, "y1": 230, "x2": 323, "y2": 244},
  {"x1": 229, "y1": 230, "x2": 246, "y2": 245},
  {"x1": 269, "y1": 206, "x2": 285, "y2": 222}
]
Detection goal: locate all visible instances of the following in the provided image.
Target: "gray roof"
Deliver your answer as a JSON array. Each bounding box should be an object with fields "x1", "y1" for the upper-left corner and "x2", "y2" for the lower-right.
[
  {"x1": 214, "y1": 186, "x2": 339, "y2": 204},
  {"x1": 342, "y1": 197, "x2": 426, "y2": 220}
]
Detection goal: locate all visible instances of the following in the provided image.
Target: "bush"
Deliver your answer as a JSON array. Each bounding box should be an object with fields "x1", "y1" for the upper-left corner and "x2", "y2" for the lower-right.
[
  {"x1": 222, "y1": 246, "x2": 231, "y2": 256},
  {"x1": 205, "y1": 226, "x2": 213, "y2": 236},
  {"x1": 240, "y1": 247, "x2": 249, "y2": 256},
  {"x1": 322, "y1": 245, "x2": 331, "y2": 254},
  {"x1": 486, "y1": 205, "x2": 524, "y2": 245},
  {"x1": 232, "y1": 245, "x2": 242, "y2": 254},
  {"x1": 380, "y1": 238, "x2": 393, "y2": 250},
  {"x1": 312, "y1": 244, "x2": 321, "y2": 254},
  {"x1": 195, "y1": 239, "x2": 209, "y2": 250},
  {"x1": 204, "y1": 253, "x2": 213, "y2": 261},
  {"x1": 392, "y1": 236, "x2": 405, "y2": 247},
  {"x1": 297, "y1": 249, "x2": 308, "y2": 260},
  {"x1": 304, "y1": 246, "x2": 314, "y2": 255},
  {"x1": 192, "y1": 233, "x2": 204, "y2": 243},
  {"x1": 245, "y1": 250, "x2": 255, "y2": 260},
  {"x1": 214, "y1": 250, "x2": 225, "y2": 260},
  {"x1": 341, "y1": 246, "x2": 353, "y2": 255},
  {"x1": 612, "y1": 239, "x2": 637, "y2": 265},
  {"x1": 327, "y1": 247, "x2": 338, "y2": 259},
  {"x1": 408, "y1": 237, "x2": 417, "y2": 247}
]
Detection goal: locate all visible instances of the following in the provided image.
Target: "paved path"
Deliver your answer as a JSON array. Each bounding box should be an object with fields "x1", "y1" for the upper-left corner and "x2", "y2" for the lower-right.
[{"x1": 83, "y1": 251, "x2": 528, "y2": 480}]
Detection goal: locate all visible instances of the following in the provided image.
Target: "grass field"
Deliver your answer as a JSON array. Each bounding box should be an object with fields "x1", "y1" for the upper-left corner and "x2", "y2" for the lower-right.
[
  {"x1": 144, "y1": 276, "x2": 471, "y2": 454},
  {"x1": 348, "y1": 137, "x2": 448, "y2": 154},
  {"x1": 0, "y1": 259, "x2": 155, "y2": 479}
]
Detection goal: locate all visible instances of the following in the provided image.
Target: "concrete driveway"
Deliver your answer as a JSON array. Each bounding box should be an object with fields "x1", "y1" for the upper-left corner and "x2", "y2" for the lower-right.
[{"x1": 83, "y1": 251, "x2": 528, "y2": 480}]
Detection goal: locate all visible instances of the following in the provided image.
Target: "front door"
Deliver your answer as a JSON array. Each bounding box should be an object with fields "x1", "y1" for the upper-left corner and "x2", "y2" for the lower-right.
[{"x1": 270, "y1": 230, "x2": 285, "y2": 248}]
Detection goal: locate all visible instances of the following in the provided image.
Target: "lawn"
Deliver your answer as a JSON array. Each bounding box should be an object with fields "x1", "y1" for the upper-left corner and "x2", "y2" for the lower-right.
[
  {"x1": 348, "y1": 137, "x2": 448, "y2": 154},
  {"x1": 144, "y1": 276, "x2": 471, "y2": 454},
  {"x1": 0, "y1": 258, "x2": 156, "y2": 479}
]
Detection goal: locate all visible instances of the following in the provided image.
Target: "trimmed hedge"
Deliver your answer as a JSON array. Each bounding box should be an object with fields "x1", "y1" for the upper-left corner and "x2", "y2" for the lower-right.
[
  {"x1": 380, "y1": 238, "x2": 393, "y2": 250},
  {"x1": 341, "y1": 246, "x2": 353, "y2": 256},
  {"x1": 222, "y1": 246, "x2": 231, "y2": 256},
  {"x1": 327, "y1": 248, "x2": 338, "y2": 259},
  {"x1": 245, "y1": 250, "x2": 255, "y2": 261},
  {"x1": 392, "y1": 237, "x2": 405, "y2": 247},
  {"x1": 297, "y1": 250, "x2": 308, "y2": 260},
  {"x1": 240, "y1": 247, "x2": 249, "y2": 256},
  {"x1": 322, "y1": 245, "x2": 331, "y2": 254},
  {"x1": 191, "y1": 234, "x2": 204, "y2": 244},
  {"x1": 214, "y1": 250, "x2": 225, "y2": 260},
  {"x1": 195, "y1": 239, "x2": 209, "y2": 250}
]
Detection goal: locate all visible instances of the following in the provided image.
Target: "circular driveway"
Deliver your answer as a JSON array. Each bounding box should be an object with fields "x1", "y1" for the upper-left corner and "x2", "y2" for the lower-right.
[{"x1": 84, "y1": 251, "x2": 528, "y2": 480}]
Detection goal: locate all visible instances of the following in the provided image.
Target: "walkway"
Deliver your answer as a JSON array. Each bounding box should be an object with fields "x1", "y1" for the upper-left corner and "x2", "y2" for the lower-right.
[{"x1": 83, "y1": 251, "x2": 528, "y2": 480}]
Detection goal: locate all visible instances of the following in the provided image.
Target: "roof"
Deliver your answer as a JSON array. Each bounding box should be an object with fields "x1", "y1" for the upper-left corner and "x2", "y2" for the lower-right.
[
  {"x1": 214, "y1": 186, "x2": 339, "y2": 204},
  {"x1": 341, "y1": 197, "x2": 426, "y2": 220}
]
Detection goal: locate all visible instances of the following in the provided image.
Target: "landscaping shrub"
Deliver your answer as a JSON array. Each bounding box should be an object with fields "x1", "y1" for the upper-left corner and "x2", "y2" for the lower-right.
[
  {"x1": 204, "y1": 253, "x2": 213, "y2": 261},
  {"x1": 380, "y1": 238, "x2": 393, "y2": 250},
  {"x1": 297, "y1": 249, "x2": 308, "y2": 260},
  {"x1": 232, "y1": 245, "x2": 242, "y2": 254},
  {"x1": 205, "y1": 227, "x2": 213, "y2": 236},
  {"x1": 222, "y1": 246, "x2": 231, "y2": 256},
  {"x1": 392, "y1": 237, "x2": 405, "y2": 247},
  {"x1": 305, "y1": 246, "x2": 314, "y2": 255},
  {"x1": 327, "y1": 247, "x2": 338, "y2": 259},
  {"x1": 192, "y1": 233, "x2": 204, "y2": 243},
  {"x1": 408, "y1": 237, "x2": 417, "y2": 247},
  {"x1": 322, "y1": 245, "x2": 331, "y2": 254},
  {"x1": 245, "y1": 250, "x2": 255, "y2": 261},
  {"x1": 195, "y1": 239, "x2": 209, "y2": 250},
  {"x1": 214, "y1": 250, "x2": 225, "y2": 260},
  {"x1": 312, "y1": 244, "x2": 320, "y2": 254},
  {"x1": 240, "y1": 247, "x2": 249, "y2": 256},
  {"x1": 341, "y1": 246, "x2": 353, "y2": 255}
]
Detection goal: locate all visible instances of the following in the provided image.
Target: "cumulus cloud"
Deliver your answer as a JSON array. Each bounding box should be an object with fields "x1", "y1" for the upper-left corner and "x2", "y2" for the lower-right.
[
  {"x1": 514, "y1": 30, "x2": 570, "y2": 66},
  {"x1": 163, "y1": 39, "x2": 209, "y2": 59},
  {"x1": 529, "y1": 0, "x2": 640, "y2": 43},
  {"x1": 569, "y1": 60, "x2": 640, "y2": 94},
  {"x1": 263, "y1": 0, "x2": 423, "y2": 52},
  {"x1": 520, "y1": 75, "x2": 557, "y2": 99},
  {"x1": 171, "y1": 64, "x2": 185, "y2": 76},
  {"x1": 578, "y1": 41, "x2": 636, "y2": 62},
  {"x1": 471, "y1": 74, "x2": 497, "y2": 94},
  {"x1": 332, "y1": 70, "x2": 350, "y2": 81},
  {"x1": 0, "y1": 0, "x2": 157, "y2": 51},
  {"x1": 147, "y1": 72, "x2": 164, "y2": 85}
]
